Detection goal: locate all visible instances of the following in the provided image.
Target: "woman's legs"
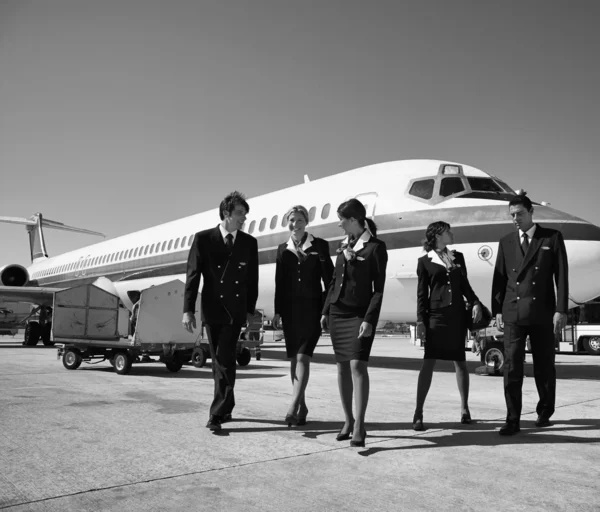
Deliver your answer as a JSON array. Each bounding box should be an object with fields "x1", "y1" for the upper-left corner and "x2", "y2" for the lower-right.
[
  {"x1": 415, "y1": 359, "x2": 437, "y2": 416},
  {"x1": 454, "y1": 360, "x2": 470, "y2": 414},
  {"x1": 337, "y1": 361, "x2": 354, "y2": 434},
  {"x1": 287, "y1": 354, "x2": 311, "y2": 416},
  {"x1": 350, "y1": 359, "x2": 369, "y2": 440}
]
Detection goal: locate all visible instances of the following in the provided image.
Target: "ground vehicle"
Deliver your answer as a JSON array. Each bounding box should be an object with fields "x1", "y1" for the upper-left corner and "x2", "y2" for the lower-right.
[{"x1": 190, "y1": 309, "x2": 265, "y2": 368}]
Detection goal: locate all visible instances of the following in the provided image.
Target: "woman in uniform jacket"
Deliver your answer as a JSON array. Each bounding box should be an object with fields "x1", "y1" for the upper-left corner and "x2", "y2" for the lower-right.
[
  {"x1": 321, "y1": 198, "x2": 388, "y2": 447},
  {"x1": 414, "y1": 221, "x2": 482, "y2": 431},
  {"x1": 273, "y1": 205, "x2": 334, "y2": 427}
]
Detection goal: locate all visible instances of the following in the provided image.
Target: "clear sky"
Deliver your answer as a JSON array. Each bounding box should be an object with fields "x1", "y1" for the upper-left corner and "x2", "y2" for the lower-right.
[{"x1": 1, "y1": 0, "x2": 599, "y2": 266}]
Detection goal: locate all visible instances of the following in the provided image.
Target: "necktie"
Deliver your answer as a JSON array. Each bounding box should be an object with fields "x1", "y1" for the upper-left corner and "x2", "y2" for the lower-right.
[
  {"x1": 225, "y1": 233, "x2": 234, "y2": 252},
  {"x1": 521, "y1": 233, "x2": 529, "y2": 254}
]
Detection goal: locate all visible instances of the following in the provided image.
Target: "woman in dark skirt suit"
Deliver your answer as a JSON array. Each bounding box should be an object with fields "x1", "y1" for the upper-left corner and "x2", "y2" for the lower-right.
[
  {"x1": 414, "y1": 221, "x2": 482, "y2": 431},
  {"x1": 321, "y1": 199, "x2": 388, "y2": 447},
  {"x1": 273, "y1": 205, "x2": 334, "y2": 427}
]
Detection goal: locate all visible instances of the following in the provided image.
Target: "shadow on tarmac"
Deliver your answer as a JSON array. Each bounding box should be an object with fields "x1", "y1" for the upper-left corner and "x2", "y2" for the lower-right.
[
  {"x1": 355, "y1": 418, "x2": 600, "y2": 457},
  {"x1": 77, "y1": 364, "x2": 286, "y2": 379},
  {"x1": 261, "y1": 347, "x2": 600, "y2": 381}
]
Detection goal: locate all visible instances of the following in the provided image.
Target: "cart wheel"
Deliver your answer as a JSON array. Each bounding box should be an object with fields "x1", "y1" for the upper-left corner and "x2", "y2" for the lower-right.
[
  {"x1": 24, "y1": 321, "x2": 41, "y2": 346},
  {"x1": 237, "y1": 347, "x2": 251, "y2": 367},
  {"x1": 191, "y1": 347, "x2": 207, "y2": 368},
  {"x1": 62, "y1": 349, "x2": 82, "y2": 370},
  {"x1": 113, "y1": 352, "x2": 132, "y2": 375},
  {"x1": 165, "y1": 361, "x2": 183, "y2": 372},
  {"x1": 583, "y1": 336, "x2": 600, "y2": 355}
]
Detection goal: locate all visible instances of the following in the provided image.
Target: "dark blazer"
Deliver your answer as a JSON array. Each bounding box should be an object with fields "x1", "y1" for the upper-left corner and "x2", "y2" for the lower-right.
[
  {"x1": 183, "y1": 226, "x2": 259, "y2": 325},
  {"x1": 274, "y1": 235, "x2": 334, "y2": 315},
  {"x1": 416, "y1": 250, "x2": 480, "y2": 324},
  {"x1": 322, "y1": 235, "x2": 388, "y2": 327},
  {"x1": 491, "y1": 224, "x2": 568, "y2": 325}
]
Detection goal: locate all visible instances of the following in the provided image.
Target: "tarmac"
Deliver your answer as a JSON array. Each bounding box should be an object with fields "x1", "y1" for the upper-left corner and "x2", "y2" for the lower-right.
[{"x1": 1, "y1": 334, "x2": 599, "y2": 512}]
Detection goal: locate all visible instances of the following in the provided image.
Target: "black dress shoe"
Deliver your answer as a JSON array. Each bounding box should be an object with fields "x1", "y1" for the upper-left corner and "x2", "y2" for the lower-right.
[
  {"x1": 350, "y1": 429, "x2": 367, "y2": 448},
  {"x1": 206, "y1": 416, "x2": 222, "y2": 431},
  {"x1": 413, "y1": 413, "x2": 425, "y2": 432},
  {"x1": 535, "y1": 415, "x2": 551, "y2": 427},
  {"x1": 461, "y1": 412, "x2": 472, "y2": 425},
  {"x1": 336, "y1": 422, "x2": 354, "y2": 441},
  {"x1": 222, "y1": 413, "x2": 233, "y2": 423},
  {"x1": 499, "y1": 422, "x2": 520, "y2": 436}
]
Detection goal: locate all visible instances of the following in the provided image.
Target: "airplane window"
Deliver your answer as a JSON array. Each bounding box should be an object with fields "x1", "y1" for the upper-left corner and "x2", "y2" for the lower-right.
[
  {"x1": 149, "y1": 244, "x2": 154, "y2": 255},
  {"x1": 168, "y1": 240, "x2": 173, "y2": 250},
  {"x1": 159, "y1": 241, "x2": 166, "y2": 252},
  {"x1": 133, "y1": 248, "x2": 138, "y2": 258},
  {"x1": 181, "y1": 236, "x2": 187, "y2": 247},
  {"x1": 281, "y1": 214, "x2": 288, "y2": 227},
  {"x1": 440, "y1": 177, "x2": 465, "y2": 197},
  {"x1": 309, "y1": 207, "x2": 316, "y2": 222},
  {"x1": 409, "y1": 179, "x2": 435, "y2": 200},
  {"x1": 248, "y1": 220, "x2": 256, "y2": 234},
  {"x1": 259, "y1": 218, "x2": 266, "y2": 232},
  {"x1": 467, "y1": 177, "x2": 503, "y2": 193},
  {"x1": 144, "y1": 245, "x2": 149, "y2": 255},
  {"x1": 270, "y1": 215, "x2": 278, "y2": 230},
  {"x1": 321, "y1": 203, "x2": 331, "y2": 219},
  {"x1": 188, "y1": 235, "x2": 193, "y2": 247},
  {"x1": 174, "y1": 238, "x2": 180, "y2": 250}
]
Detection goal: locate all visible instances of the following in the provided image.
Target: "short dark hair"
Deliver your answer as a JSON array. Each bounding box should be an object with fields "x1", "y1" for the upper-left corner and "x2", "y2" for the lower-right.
[
  {"x1": 337, "y1": 198, "x2": 378, "y2": 237},
  {"x1": 423, "y1": 221, "x2": 450, "y2": 252},
  {"x1": 508, "y1": 194, "x2": 533, "y2": 212},
  {"x1": 219, "y1": 191, "x2": 250, "y2": 220}
]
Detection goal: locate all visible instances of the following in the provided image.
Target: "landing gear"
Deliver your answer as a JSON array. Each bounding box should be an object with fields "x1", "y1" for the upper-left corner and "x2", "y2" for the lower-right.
[
  {"x1": 41, "y1": 323, "x2": 54, "y2": 346},
  {"x1": 24, "y1": 321, "x2": 41, "y2": 346}
]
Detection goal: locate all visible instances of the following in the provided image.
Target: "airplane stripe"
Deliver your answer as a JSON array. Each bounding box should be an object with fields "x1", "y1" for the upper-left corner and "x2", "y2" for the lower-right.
[{"x1": 33, "y1": 219, "x2": 600, "y2": 288}]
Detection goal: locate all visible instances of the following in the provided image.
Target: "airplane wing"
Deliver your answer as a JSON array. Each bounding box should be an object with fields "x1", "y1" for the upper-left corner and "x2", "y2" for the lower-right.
[{"x1": 0, "y1": 287, "x2": 63, "y2": 307}]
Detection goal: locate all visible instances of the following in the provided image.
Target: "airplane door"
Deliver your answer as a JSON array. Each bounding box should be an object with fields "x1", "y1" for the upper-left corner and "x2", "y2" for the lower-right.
[{"x1": 354, "y1": 192, "x2": 378, "y2": 218}]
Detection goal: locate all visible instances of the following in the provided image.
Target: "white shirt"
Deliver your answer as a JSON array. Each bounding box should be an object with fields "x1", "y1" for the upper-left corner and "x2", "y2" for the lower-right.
[
  {"x1": 519, "y1": 224, "x2": 537, "y2": 243},
  {"x1": 219, "y1": 224, "x2": 237, "y2": 244}
]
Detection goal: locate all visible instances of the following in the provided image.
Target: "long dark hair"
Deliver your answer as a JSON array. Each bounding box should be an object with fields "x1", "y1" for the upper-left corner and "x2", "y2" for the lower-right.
[
  {"x1": 337, "y1": 198, "x2": 378, "y2": 237},
  {"x1": 422, "y1": 221, "x2": 450, "y2": 252}
]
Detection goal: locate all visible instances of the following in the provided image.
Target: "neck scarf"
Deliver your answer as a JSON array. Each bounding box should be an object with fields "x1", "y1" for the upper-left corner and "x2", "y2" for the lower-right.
[{"x1": 292, "y1": 233, "x2": 308, "y2": 262}]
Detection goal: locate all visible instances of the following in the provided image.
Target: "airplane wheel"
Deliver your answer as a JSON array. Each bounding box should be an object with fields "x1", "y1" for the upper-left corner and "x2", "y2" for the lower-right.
[
  {"x1": 41, "y1": 323, "x2": 54, "y2": 346},
  {"x1": 24, "y1": 321, "x2": 41, "y2": 346},
  {"x1": 113, "y1": 352, "x2": 132, "y2": 375},
  {"x1": 237, "y1": 347, "x2": 251, "y2": 367},
  {"x1": 62, "y1": 349, "x2": 82, "y2": 370},
  {"x1": 583, "y1": 336, "x2": 600, "y2": 355},
  {"x1": 191, "y1": 347, "x2": 208, "y2": 368},
  {"x1": 483, "y1": 344, "x2": 504, "y2": 374},
  {"x1": 165, "y1": 361, "x2": 183, "y2": 372}
]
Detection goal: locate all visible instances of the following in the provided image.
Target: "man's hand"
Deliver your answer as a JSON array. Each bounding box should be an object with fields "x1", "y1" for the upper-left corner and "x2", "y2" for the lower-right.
[
  {"x1": 358, "y1": 322, "x2": 373, "y2": 339},
  {"x1": 416, "y1": 321, "x2": 426, "y2": 342},
  {"x1": 320, "y1": 315, "x2": 328, "y2": 330},
  {"x1": 495, "y1": 313, "x2": 504, "y2": 332},
  {"x1": 553, "y1": 312, "x2": 567, "y2": 337},
  {"x1": 272, "y1": 313, "x2": 282, "y2": 330},
  {"x1": 182, "y1": 312, "x2": 196, "y2": 333},
  {"x1": 472, "y1": 303, "x2": 482, "y2": 323}
]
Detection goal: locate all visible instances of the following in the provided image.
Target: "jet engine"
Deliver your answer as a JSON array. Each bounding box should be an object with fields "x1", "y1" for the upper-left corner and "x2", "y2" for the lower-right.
[{"x1": 0, "y1": 264, "x2": 30, "y2": 287}]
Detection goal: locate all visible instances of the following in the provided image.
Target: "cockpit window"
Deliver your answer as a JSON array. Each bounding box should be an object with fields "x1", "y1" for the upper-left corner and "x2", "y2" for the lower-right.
[
  {"x1": 409, "y1": 179, "x2": 435, "y2": 200},
  {"x1": 467, "y1": 178, "x2": 503, "y2": 193},
  {"x1": 440, "y1": 178, "x2": 465, "y2": 197}
]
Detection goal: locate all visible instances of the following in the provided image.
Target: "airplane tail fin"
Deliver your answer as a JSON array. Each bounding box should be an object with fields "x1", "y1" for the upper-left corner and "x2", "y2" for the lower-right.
[{"x1": 0, "y1": 213, "x2": 105, "y2": 262}]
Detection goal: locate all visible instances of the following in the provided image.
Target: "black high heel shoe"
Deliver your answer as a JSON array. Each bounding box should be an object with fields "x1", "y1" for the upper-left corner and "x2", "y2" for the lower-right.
[
  {"x1": 285, "y1": 414, "x2": 298, "y2": 427},
  {"x1": 461, "y1": 411, "x2": 472, "y2": 424},
  {"x1": 350, "y1": 429, "x2": 367, "y2": 447},
  {"x1": 413, "y1": 413, "x2": 425, "y2": 431},
  {"x1": 297, "y1": 407, "x2": 308, "y2": 426},
  {"x1": 336, "y1": 423, "x2": 354, "y2": 441}
]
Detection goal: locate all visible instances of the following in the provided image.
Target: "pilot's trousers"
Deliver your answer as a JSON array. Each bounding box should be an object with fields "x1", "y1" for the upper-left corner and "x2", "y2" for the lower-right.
[
  {"x1": 503, "y1": 322, "x2": 556, "y2": 423},
  {"x1": 205, "y1": 323, "x2": 243, "y2": 418}
]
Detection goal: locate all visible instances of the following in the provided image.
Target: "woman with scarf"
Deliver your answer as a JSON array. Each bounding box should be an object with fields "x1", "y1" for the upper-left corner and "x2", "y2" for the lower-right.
[
  {"x1": 321, "y1": 199, "x2": 388, "y2": 447},
  {"x1": 273, "y1": 205, "x2": 334, "y2": 427},
  {"x1": 414, "y1": 221, "x2": 482, "y2": 431}
]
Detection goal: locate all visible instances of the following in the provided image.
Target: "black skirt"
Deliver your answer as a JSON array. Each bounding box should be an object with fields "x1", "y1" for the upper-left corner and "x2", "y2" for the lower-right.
[
  {"x1": 281, "y1": 298, "x2": 323, "y2": 358},
  {"x1": 424, "y1": 303, "x2": 467, "y2": 361},
  {"x1": 329, "y1": 303, "x2": 374, "y2": 362}
]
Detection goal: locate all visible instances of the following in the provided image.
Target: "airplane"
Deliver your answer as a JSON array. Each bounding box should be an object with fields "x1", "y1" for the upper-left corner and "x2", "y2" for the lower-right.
[{"x1": 2, "y1": 159, "x2": 600, "y2": 346}]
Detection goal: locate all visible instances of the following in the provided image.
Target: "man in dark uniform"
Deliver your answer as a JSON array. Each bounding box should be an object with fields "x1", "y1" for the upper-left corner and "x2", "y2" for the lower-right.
[
  {"x1": 183, "y1": 191, "x2": 259, "y2": 432},
  {"x1": 492, "y1": 194, "x2": 568, "y2": 436}
]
